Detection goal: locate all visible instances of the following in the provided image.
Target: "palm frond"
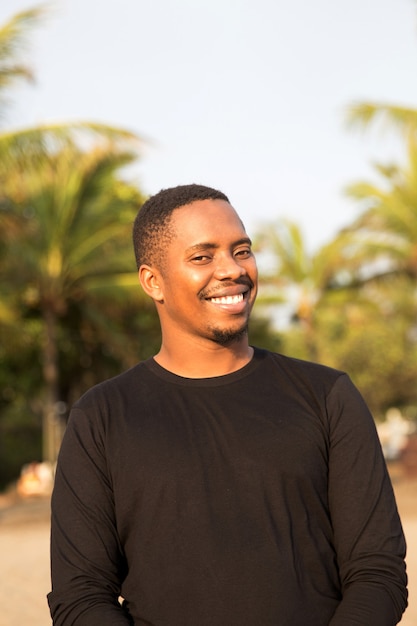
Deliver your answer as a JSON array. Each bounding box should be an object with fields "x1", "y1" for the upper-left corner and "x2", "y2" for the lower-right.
[
  {"x1": 0, "y1": 120, "x2": 145, "y2": 159},
  {"x1": 345, "y1": 102, "x2": 417, "y2": 136},
  {"x1": 0, "y1": 5, "x2": 49, "y2": 115}
]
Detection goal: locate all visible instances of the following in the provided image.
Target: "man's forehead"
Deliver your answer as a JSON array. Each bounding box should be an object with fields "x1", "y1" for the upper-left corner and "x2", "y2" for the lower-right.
[{"x1": 170, "y1": 198, "x2": 244, "y2": 227}]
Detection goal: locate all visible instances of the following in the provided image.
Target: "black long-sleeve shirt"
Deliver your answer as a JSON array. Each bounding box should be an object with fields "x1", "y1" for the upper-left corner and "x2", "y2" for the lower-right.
[{"x1": 48, "y1": 348, "x2": 408, "y2": 625}]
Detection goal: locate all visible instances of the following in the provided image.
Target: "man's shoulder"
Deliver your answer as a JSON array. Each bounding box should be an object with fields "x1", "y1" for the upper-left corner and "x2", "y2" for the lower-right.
[
  {"x1": 73, "y1": 359, "x2": 154, "y2": 408},
  {"x1": 254, "y1": 347, "x2": 346, "y2": 386}
]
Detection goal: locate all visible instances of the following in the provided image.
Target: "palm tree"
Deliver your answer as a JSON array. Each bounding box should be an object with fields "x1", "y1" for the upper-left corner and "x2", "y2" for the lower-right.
[
  {"x1": 325, "y1": 134, "x2": 417, "y2": 287},
  {"x1": 343, "y1": 96, "x2": 417, "y2": 280},
  {"x1": 0, "y1": 5, "x2": 151, "y2": 464},
  {"x1": 254, "y1": 219, "x2": 342, "y2": 359},
  {"x1": 0, "y1": 138, "x2": 146, "y2": 463}
]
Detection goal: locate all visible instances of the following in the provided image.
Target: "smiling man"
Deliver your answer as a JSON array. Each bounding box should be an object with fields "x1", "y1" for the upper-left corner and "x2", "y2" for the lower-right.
[
  {"x1": 48, "y1": 184, "x2": 407, "y2": 625},
  {"x1": 137, "y1": 190, "x2": 257, "y2": 377}
]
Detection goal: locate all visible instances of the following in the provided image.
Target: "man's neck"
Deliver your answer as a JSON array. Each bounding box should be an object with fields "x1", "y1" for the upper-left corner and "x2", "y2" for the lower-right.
[{"x1": 154, "y1": 336, "x2": 254, "y2": 379}]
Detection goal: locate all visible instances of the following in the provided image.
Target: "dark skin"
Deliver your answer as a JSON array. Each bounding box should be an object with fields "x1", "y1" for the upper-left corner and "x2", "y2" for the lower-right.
[{"x1": 139, "y1": 199, "x2": 258, "y2": 378}]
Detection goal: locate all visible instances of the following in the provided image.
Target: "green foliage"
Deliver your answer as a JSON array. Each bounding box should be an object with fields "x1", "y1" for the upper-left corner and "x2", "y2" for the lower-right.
[
  {"x1": 248, "y1": 314, "x2": 283, "y2": 353},
  {"x1": 0, "y1": 314, "x2": 43, "y2": 489},
  {"x1": 0, "y1": 4, "x2": 159, "y2": 481},
  {"x1": 0, "y1": 137, "x2": 157, "y2": 466},
  {"x1": 314, "y1": 281, "x2": 417, "y2": 417},
  {"x1": 0, "y1": 400, "x2": 42, "y2": 491}
]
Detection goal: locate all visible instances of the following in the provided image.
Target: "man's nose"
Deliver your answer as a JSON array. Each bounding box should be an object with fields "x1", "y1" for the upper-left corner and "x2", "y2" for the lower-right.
[{"x1": 213, "y1": 253, "x2": 246, "y2": 280}]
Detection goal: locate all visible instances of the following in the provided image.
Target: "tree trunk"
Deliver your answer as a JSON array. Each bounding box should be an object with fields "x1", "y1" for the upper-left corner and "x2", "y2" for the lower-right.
[{"x1": 41, "y1": 305, "x2": 62, "y2": 464}]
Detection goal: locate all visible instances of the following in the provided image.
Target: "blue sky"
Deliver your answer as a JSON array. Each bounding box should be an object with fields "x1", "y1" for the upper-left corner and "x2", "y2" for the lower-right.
[{"x1": 2, "y1": 0, "x2": 417, "y2": 251}]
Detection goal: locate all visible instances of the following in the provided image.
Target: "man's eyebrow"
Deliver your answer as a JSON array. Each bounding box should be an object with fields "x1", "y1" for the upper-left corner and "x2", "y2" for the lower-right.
[
  {"x1": 185, "y1": 237, "x2": 252, "y2": 255},
  {"x1": 234, "y1": 237, "x2": 253, "y2": 247}
]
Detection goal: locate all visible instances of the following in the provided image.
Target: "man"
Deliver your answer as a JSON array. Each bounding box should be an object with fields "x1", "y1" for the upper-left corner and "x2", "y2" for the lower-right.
[{"x1": 48, "y1": 184, "x2": 408, "y2": 625}]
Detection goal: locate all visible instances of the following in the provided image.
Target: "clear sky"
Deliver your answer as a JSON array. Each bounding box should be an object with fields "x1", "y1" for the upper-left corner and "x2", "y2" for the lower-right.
[{"x1": 2, "y1": 0, "x2": 417, "y2": 251}]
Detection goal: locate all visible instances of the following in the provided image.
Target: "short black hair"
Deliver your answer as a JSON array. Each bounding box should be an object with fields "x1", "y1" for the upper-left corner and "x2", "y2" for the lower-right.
[{"x1": 132, "y1": 183, "x2": 229, "y2": 269}]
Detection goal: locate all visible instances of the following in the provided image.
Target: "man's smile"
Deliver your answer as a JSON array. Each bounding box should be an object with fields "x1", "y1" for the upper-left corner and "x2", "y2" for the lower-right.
[{"x1": 209, "y1": 293, "x2": 244, "y2": 305}]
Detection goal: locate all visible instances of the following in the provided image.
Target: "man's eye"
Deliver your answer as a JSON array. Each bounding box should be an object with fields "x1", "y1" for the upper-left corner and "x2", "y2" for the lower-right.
[
  {"x1": 191, "y1": 255, "x2": 211, "y2": 263},
  {"x1": 235, "y1": 248, "x2": 251, "y2": 258}
]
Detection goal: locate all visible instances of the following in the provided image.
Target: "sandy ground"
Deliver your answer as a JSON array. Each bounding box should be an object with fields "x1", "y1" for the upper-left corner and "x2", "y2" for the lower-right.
[{"x1": 0, "y1": 471, "x2": 416, "y2": 626}]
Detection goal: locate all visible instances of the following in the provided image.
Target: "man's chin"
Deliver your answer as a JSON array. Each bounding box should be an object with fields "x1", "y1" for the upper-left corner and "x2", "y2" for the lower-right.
[{"x1": 209, "y1": 324, "x2": 249, "y2": 346}]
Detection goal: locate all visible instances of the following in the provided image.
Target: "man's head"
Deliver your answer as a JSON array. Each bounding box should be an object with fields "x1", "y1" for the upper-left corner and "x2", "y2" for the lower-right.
[
  {"x1": 133, "y1": 184, "x2": 258, "y2": 348},
  {"x1": 133, "y1": 184, "x2": 229, "y2": 271}
]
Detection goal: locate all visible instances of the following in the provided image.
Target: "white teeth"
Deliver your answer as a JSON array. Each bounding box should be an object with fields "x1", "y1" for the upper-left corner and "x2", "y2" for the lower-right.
[{"x1": 210, "y1": 294, "x2": 244, "y2": 304}]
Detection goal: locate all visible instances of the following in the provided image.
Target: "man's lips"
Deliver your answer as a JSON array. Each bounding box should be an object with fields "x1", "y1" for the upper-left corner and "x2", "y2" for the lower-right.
[
  {"x1": 201, "y1": 282, "x2": 252, "y2": 313},
  {"x1": 200, "y1": 280, "x2": 253, "y2": 302}
]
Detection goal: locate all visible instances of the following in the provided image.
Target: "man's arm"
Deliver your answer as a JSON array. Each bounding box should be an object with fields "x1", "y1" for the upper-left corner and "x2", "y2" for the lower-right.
[
  {"x1": 48, "y1": 405, "x2": 132, "y2": 625},
  {"x1": 326, "y1": 375, "x2": 407, "y2": 625}
]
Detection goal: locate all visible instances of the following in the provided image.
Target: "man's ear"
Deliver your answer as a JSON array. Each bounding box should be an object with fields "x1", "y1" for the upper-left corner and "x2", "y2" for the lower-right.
[{"x1": 138, "y1": 264, "x2": 164, "y2": 302}]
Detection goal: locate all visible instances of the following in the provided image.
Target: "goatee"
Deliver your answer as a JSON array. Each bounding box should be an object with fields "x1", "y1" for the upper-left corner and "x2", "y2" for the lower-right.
[{"x1": 210, "y1": 324, "x2": 249, "y2": 346}]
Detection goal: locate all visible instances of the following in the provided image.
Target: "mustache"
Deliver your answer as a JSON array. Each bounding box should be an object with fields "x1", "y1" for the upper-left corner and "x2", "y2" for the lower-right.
[{"x1": 199, "y1": 278, "x2": 255, "y2": 300}]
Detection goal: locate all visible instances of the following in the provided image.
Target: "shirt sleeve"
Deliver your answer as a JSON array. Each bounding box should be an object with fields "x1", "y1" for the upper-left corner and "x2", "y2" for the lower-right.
[
  {"x1": 326, "y1": 374, "x2": 408, "y2": 625},
  {"x1": 48, "y1": 405, "x2": 133, "y2": 625}
]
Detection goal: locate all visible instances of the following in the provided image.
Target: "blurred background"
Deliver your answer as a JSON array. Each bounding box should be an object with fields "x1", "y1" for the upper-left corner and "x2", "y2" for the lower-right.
[{"x1": 0, "y1": 1, "x2": 417, "y2": 624}]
